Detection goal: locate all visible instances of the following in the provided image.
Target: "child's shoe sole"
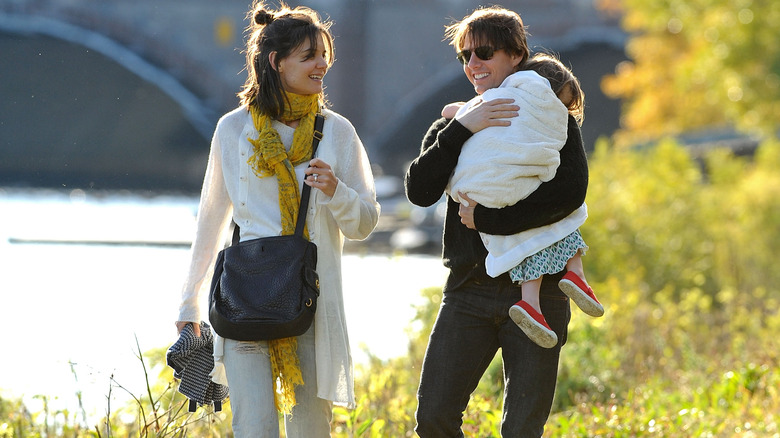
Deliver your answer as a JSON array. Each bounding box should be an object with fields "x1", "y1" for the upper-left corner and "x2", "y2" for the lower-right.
[
  {"x1": 559, "y1": 272, "x2": 605, "y2": 317},
  {"x1": 509, "y1": 303, "x2": 558, "y2": 349}
]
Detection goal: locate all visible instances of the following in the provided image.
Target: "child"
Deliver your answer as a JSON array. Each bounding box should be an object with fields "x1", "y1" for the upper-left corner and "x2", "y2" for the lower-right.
[{"x1": 443, "y1": 53, "x2": 603, "y2": 348}]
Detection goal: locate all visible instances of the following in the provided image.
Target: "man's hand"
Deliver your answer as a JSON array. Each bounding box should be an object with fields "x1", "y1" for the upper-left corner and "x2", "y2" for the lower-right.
[
  {"x1": 458, "y1": 191, "x2": 478, "y2": 230},
  {"x1": 456, "y1": 98, "x2": 519, "y2": 133}
]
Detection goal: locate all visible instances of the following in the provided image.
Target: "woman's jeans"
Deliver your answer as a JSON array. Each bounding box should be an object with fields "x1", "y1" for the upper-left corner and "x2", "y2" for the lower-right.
[
  {"x1": 415, "y1": 271, "x2": 571, "y2": 438},
  {"x1": 223, "y1": 327, "x2": 333, "y2": 437}
]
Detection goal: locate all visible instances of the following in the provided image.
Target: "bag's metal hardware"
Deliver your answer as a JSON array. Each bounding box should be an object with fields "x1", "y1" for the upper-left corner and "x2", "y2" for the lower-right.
[
  {"x1": 315, "y1": 279, "x2": 320, "y2": 289},
  {"x1": 305, "y1": 298, "x2": 313, "y2": 307}
]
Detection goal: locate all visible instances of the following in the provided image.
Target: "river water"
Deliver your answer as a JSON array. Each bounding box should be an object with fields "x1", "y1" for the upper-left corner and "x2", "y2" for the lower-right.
[{"x1": 0, "y1": 188, "x2": 446, "y2": 421}]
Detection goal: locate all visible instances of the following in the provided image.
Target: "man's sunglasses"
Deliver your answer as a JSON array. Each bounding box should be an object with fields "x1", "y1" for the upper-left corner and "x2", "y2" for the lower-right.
[{"x1": 456, "y1": 46, "x2": 500, "y2": 65}]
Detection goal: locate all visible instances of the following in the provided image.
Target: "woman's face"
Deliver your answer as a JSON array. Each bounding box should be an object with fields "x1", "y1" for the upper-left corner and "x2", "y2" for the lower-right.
[
  {"x1": 276, "y1": 32, "x2": 329, "y2": 95},
  {"x1": 460, "y1": 35, "x2": 522, "y2": 95}
]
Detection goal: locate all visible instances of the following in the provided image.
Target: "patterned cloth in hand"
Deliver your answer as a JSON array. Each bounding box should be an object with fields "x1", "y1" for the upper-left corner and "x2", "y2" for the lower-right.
[{"x1": 166, "y1": 322, "x2": 229, "y2": 412}]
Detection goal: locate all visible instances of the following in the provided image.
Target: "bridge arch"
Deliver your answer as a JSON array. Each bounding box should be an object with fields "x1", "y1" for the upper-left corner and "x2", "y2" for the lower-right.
[
  {"x1": 1, "y1": 13, "x2": 213, "y2": 191},
  {"x1": 372, "y1": 30, "x2": 628, "y2": 176}
]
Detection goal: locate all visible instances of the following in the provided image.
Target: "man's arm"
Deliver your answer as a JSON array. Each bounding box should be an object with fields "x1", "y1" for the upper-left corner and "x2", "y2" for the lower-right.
[{"x1": 405, "y1": 118, "x2": 473, "y2": 207}]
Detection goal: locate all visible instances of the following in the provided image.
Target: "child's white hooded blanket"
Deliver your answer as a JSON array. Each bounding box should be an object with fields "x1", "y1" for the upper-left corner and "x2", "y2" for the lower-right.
[{"x1": 446, "y1": 70, "x2": 587, "y2": 277}]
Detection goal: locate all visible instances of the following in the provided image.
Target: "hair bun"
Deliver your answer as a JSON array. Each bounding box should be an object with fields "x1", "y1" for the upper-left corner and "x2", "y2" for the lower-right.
[{"x1": 254, "y1": 9, "x2": 274, "y2": 25}]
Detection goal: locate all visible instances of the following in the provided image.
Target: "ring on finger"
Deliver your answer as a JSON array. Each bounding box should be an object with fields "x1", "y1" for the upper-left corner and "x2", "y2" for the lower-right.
[{"x1": 313, "y1": 174, "x2": 319, "y2": 182}]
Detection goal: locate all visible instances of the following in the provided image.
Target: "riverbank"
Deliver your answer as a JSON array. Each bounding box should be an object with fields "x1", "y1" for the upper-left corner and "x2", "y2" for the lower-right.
[{"x1": 0, "y1": 188, "x2": 448, "y2": 423}]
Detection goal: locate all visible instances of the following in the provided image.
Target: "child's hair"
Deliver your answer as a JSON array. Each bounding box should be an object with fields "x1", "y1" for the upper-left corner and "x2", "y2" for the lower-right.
[
  {"x1": 524, "y1": 53, "x2": 584, "y2": 125},
  {"x1": 237, "y1": 1, "x2": 334, "y2": 118}
]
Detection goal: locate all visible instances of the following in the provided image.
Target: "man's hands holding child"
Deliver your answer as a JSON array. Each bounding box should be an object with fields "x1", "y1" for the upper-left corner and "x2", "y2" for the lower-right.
[
  {"x1": 458, "y1": 192, "x2": 477, "y2": 230},
  {"x1": 446, "y1": 98, "x2": 519, "y2": 134}
]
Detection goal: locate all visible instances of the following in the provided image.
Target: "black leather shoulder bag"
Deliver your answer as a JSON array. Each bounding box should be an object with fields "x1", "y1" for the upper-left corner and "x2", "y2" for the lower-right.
[{"x1": 208, "y1": 114, "x2": 324, "y2": 341}]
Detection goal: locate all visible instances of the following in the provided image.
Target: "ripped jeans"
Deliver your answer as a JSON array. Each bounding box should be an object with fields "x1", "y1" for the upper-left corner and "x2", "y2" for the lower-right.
[{"x1": 223, "y1": 327, "x2": 333, "y2": 437}]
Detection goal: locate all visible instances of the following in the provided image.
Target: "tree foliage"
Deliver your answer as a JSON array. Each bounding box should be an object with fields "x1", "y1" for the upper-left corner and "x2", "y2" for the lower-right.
[
  {"x1": 599, "y1": 0, "x2": 780, "y2": 145},
  {"x1": 545, "y1": 137, "x2": 780, "y2": 436}
]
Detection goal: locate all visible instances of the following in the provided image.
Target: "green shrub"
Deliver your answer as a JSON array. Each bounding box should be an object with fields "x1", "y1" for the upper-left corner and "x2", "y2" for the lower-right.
[
  {"x1": 342, "y1": 138, "x2": 780, "y2": 437},
  {"x1": 546, "y1": 138, "x2": 780, "y2": 436},
  {"x1": 4, "y1": 139, "x2": 779, "y2": 437}
]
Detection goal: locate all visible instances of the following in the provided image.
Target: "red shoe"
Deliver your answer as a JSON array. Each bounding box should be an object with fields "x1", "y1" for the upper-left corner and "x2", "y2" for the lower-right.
[
  {"x1": 509, "y1": 300, "x2": 558, "y2": 348},
  {"x1": 558, "y1": 271, "x2": 604, "y2": 317}
]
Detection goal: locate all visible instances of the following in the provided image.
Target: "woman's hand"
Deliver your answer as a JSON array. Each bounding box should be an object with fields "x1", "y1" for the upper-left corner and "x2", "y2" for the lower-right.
[
  {"x1": 458, "y1": 191, "x2": 478, "y2": 230},
  {"x1": 305, "y1": 158, "x2": 338, "y2": 197},
  {"x1": 456, "y1": 98, "x2": 519, "y2": 134},
  {"x1": 176, "y1": 321, "x2": 201, "y2": 337}
]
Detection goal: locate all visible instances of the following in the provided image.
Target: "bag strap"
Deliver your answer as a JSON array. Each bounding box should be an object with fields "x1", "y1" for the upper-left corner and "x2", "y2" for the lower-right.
[
  {"x1": 231, "y1": 113, "x2": 325, "y2": 245},
  {"x1": 294, "y1": 112, "x2": 324, "y2": 236}
]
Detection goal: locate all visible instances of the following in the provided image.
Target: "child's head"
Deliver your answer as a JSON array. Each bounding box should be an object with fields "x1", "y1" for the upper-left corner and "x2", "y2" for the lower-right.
[{"x1": 524, "y1": 53, "x2": 584, "y2": 124}]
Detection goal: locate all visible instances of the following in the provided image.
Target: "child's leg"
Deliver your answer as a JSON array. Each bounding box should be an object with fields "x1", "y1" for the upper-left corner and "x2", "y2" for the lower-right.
[
  {"x1": 565, "y1": 250, "x2": 588, "y2": 286},
  {"x1": 520, "y1": 277, "x2": 543, "y2": 313}
]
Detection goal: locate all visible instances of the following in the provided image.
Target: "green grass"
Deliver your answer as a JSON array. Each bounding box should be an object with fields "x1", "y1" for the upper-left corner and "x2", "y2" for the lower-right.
[{"x1": 3, "y1": 139, "x2": 780, "y2": 437}]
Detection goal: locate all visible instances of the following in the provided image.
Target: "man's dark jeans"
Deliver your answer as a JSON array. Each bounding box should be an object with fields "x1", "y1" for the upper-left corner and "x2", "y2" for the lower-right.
[{"x1": 415, "y1": 271, "x2": 571, "y2": 437}]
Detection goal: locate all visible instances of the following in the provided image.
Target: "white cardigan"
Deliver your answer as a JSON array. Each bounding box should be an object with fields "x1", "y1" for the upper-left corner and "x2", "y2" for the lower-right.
[
  {"x1": 177, "y1": 106, "x2": 380, "y2": 408},
  {"x1": 446, "y1": 70, "x2": 586, "y2": 277}
]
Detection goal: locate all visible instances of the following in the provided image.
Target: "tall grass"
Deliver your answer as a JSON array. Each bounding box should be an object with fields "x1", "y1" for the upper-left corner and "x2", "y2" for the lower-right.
[
  {"x1": 2, "y1": 139, "x2": 779, "y2": 436},
  {"x1": 340, "y1": 138, "x2": 780, "y2": 437}
]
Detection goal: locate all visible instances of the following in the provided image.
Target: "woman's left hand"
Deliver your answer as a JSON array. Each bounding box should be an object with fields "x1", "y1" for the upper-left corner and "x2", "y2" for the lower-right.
[
  {"x1": 458, "y1": 191, "x2": 477, "y2": 230},
  {"x1": 305, "y1": 158, "x2": 338, "y2": 197}
]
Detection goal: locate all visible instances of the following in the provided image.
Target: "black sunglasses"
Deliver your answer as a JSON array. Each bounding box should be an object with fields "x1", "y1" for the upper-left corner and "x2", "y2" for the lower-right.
[{"x1": 456, "y1": 46, "x2": 501, "y2": 65}]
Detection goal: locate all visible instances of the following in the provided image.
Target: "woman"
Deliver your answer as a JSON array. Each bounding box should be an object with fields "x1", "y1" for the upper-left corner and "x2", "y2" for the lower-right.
[
  {"x1": 405, "y1": 6, "x2": 588, "y2": 436},
  {"x1": 175, "y1": 2, "x2": 379, "y2": 436}
]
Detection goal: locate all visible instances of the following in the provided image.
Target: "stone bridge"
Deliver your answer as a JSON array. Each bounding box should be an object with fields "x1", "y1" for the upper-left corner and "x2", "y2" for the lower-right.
[{"x1": 1, "y1": 0, "x2": 625, "y2": 192}]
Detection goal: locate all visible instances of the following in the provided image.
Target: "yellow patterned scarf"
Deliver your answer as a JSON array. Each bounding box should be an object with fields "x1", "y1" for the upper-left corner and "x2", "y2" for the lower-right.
[{"x1": 247, "y1": 92, "x2": 319, "y2": 414}]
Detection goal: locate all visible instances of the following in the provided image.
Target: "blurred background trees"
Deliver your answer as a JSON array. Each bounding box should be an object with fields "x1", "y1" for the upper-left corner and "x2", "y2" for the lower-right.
[
  {"x1": 599, "y1": 0, "x2": 780, "y2": 146},
  {"x1": 2, "y1": 0, "x2": 779, "y2": 436}
]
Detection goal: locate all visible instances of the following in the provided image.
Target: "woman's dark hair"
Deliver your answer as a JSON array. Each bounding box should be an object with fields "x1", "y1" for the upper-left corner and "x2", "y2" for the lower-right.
[
  {"x1": 238, "y1": 1, "x2": 334, "y2": 119},
  {"x1": 444, "y1": 6, "x2": 530, "y2": 71}
]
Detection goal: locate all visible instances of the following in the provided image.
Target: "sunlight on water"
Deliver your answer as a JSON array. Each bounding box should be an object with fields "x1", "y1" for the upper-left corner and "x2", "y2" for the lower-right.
[{"x1": 0, "y1": 188, "x2": 446, "y2": 421}]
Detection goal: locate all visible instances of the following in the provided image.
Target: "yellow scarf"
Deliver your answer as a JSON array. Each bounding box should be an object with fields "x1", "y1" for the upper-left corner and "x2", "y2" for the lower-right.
[{"x1": 247, "y1": 93, "x2": 320, "y2": 414}]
